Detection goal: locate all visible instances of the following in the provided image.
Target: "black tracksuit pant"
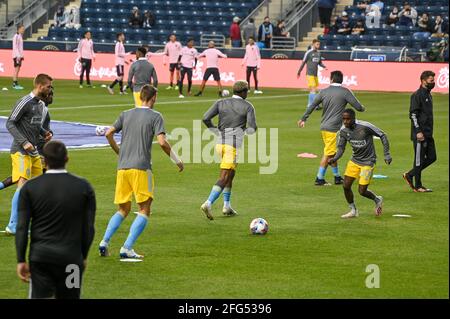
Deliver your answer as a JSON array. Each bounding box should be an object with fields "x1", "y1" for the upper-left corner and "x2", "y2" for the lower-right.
[{"x1": 407, "y1": 137, "x2": 437, "y2": 188}]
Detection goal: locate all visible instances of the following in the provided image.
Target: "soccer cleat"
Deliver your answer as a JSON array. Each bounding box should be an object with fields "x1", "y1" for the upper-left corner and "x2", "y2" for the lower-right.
[
  {"x1": 87, "y1": 84, "x2": 96, "y2": 88},
  {"x1": 200, "y1": 202, "x2": 214, "y2": 220},
  {"x1": 99, "y1": 245, "x2": 110, "y2": 257},
  {"x1": 13, "y1": 85, "x2": 24, "y2": 90},
  {"x1": 222, "y1": 206, "x2": 238, "y2": 216},
  {"x1": 174, "y1": 85, "x2": 179, "y2": 90},
  {"x1": 402, "y1": 173, "x2": 415, "y2": 190},
  {"x1": 119, "y1": 248, "x2": 144, "y2": 259},
  {"x1": 315, "y1": 177, "x2": 331, "y2": 186},
  {"x1": 179, "y1": 94, "x2": 185, "y2": 98},
  {"x1": 194, "y1": 92, "x2": 202, "y2": 97},
  {"x1": 120, "y1": 90, "x2": 128, "y2": 95},
  {"x1": 341, "y1": 210, "x2": 359, "y2": 219},
  {"x1": 4, "y1": 226, "x2": 15, "y2": 236},
  {"x1": 254, "y1": 90, "x2": 263, "y2": 94},
  {"x1": 187, "y1": 91, "x2": 192, "y2": 96},
  {"x1": 375, "y1": 196, "x2": 383, "y2": 216},
  {"x1": 107, "y1": 86, "x2": 114, "y2": 95},
  {"x1": 79, "y1": 85, "x2": 83, "y2": 88},
  {"x1": 334, "y1": 176, "x2": 344, "y2": 185},
  {"x1": 414, "y1": 187, "x2": 433, "y2": 193},
  {"x1": 166, "y1": 86, "x2": 173, "y2": 90}
]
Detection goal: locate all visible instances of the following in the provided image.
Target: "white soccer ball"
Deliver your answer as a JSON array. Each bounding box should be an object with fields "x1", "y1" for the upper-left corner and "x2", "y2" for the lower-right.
[
  {"x1": 221, "y1": 89, "x2": 230, "y2": 97},
  {"x1": 95, "y1": 126, "x2": 108, "y2": 136},
  {"x1": 250, "y1": 218, "x2": 269, "y2": 235}
]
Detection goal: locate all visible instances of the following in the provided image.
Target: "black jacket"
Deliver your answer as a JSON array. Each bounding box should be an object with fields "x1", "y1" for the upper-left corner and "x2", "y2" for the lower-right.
[{"x1": 410, "y1": 86, "x2": 434, "y2": 140}]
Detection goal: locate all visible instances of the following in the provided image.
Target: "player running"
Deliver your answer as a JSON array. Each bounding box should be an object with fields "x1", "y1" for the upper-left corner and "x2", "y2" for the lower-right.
[
  {"x1": 107, "y1": 32, "x2": 130, "y2": 95},
  {"x1": 328, "y1": 109, "x2": 392, "y2": 219},
  {"x1": 242, "y1": 37, "x2": 262, "y2": 94},
  {"x1": 12, "y1": 25, "x2": 25, "y2": 90},
  {"x1": 177, "y1": 39, "x2": 198, "y2": 98},
  {"x1": 77, "y1": 31, "x2": 96, "y2": 88},
  {"x1": 127, "y1": 47, "x2": 158, "y2": 107},
  {"x1": 99, "y1": 85, "x2": 184, "y2": 259},
  {"x1": 298, "y1": 71, "x2": 365, "y2": 186},
  {"x1": 195, "y1": 41, "x2": 228, "y2": 97},
  {"x1": 200, "y1": 80, "x2": 257, "y2": 220},
  {"x1": 297, "y1": 39, "x2": 326, "y2": 109},
  {"x1": 4, "y1": 74, "x2": 53, "y2": 235},
  {"x1": 162, "y1": 34, "x2": 182, "y2": 90}
]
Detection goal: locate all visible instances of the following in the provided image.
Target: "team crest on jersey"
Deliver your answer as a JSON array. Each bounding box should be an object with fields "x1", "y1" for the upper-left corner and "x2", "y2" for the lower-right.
[{"x1": 350, "y1": 140, "x2": 367, "y2": 148}]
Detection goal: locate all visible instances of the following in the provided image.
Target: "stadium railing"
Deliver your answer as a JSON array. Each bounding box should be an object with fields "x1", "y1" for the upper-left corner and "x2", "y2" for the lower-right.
[
  {"x1": 200, "y1": 33, "x2": 225, "y2": 48},
  {"x1": 350, "y1": 46, "x2": 408, "y2": 62},
  {"x1": 271, "y1": 36, "x2": 296, "y2": 50},
  {"x1": 284, "y1": 0, "x2": 318, "y2": 43}
]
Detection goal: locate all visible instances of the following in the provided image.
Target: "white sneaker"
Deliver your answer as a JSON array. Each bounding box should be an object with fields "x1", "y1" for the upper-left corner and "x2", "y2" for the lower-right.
[
  {"x1": 179, "y1": 94, "x2": 185, "y2": 98},
  {"x1": 107, "y1": 86, "x2": 114, "y2": 95},
  {"x1": 341, "y1": 210, "x2": 359, "y2": 219},
  {"x1": 200, "y1": 202, "x2": 214, "y2": 220},
  {"x1": 375, "y1": 196, "x2": 383, "y2": 216},
  {"x1": 120, "y1": 91, "x2": 128, "y2": 95},
  {"x1": 5, "y1": 226, "x2": 15, "y2": 236},
  {"x1": 254, "y1": 90, "x2": 263, "y2": 94},
  {"x1": 119, "y1": 247, "x2": 144, "y2": 259},
  {"x1": 222, "y1": 206, "x2": 238, "y2": 216}
]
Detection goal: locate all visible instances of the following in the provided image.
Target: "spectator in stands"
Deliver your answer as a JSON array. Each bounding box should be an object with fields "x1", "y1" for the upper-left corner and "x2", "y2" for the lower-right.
[
  {"x1": 385, "y1": 6, "x2": 399, "y2": 27},
  {"x1": 230, "y1": 17, "x2": 242, "y2": 48},
  {"x1": 67, "y1": 6, "x2": 81, "y2": 29},
  {"x1": 336, "y1": 11, "x2": 352, "y2": 36},
  {"x1": 129, "y1": 6, "x2": 143, "y2": 29},
  {"x1": 431, "y1": 15, "x2": 449, "y2": 38},
  {"x1": 274, "y1": 20, "x2": 289, "y2": 37},
  {"x1": 258, "y1": 17, "x2": 274, "y2": 49},
  {"x1": 242, "y1": 18, "x2": 257, "y2": 45},
  {"x1": 328, "y1": 15, "x2": 339, "y2": 35},
  {"x1": 370, "y1": 0, "x2": 384, "y2": 13},
  {"x1": 398, "y1": 2, "x2": 417, "y2": 27},
  {"x1": 54, "y1": 5, "x2": 67, "y2": 28},
  {"x1": 318, "y1": 0, "x2": 337, "y2": 28},
  {"x1": 414, "y1": 13, "x2": 433, "y2": 39},
  {"x1": 142, "y1": 10, "x2": 156, "y2": 29},
  {"x1": 351, "y1": 19, "x2": 366, "y2": 35},
  {"x1": 365, "y1": 4, "x2": 381, "y2": 28}
]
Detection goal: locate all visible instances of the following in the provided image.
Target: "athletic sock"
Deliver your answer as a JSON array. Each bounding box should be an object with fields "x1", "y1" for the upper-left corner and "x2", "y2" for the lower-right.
[
  {"x1": 119, "y1": 80, "x2": 123, "y2": 92},
  {"x1": 223, "y1": 187, "x2": 231, "y2": 208},
  {"x1": 331, "y1": 166, "x2": 340, "y2": 177},
  {"x1": 110, "y1": 80, "x2": 118, "y2": 88},
  {"x1": 317, "y1": 166, "x2": 327, "y2": 180},
  {"x1": 0, "y1": 182, "x2": 4, "y2": 190},
  {"x1": 349, "y1": 203, "x2": 357, "y2": 212},
  {"x1": 7, "y1": 188, "x2": 21, "y2": 232},
  {"x1": 102, "y1": 212, "x2": 125, "y2": 244},
  {"x1": 206, "y1": 185, "x2": 223, "y2": 206},
  {"x1": 123, "y1": 213, "x2": 148, "y2": 250}
]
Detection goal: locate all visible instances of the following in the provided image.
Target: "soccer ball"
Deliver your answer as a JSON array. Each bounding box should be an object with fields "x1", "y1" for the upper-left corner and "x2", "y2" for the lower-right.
[
  {"x1": 221, "y1": 89, "x2": 230, "y2": 97},
  {"x1": 250, "y1": 218, "x2": 269, "y2": 235},
  {"x1": 95, "y1": 126, "x2": 109, "y2": 136}
]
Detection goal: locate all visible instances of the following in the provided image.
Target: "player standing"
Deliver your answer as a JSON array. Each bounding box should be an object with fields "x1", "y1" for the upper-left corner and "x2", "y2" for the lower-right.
[
  {"x1": 99, "y1": 85, "x2": 183, "y2": 259},
  {"x1": 12, "y1": 25, "x2": 25, "y2": 90},
  {"x1": 163, "y1": 34, "x2": 182, "y2": 90},
  {"x1": 242, "y1": 37, "x2": 262, "y2": 94},
  {"x1": 107, "y1": 32, "x2": 130, "y2": 95},
  {"x1": 4, "y1": 74, "x2": 53, "y2": 235},
  {"x1": 298, "y1": 71, "x2": 365, "y2": 186},
  {"x1": 77, "y1": 31, "x2": 95, "y2": 88},
  {"x1": 127, "y1": 47, "x2": 158, "y2": 107},
  {"x1": 328, "y1": 109, "x2": 392, "y2": 219},
  {"x1": 297, "y1": 39, "x2": 326, "y2": 109},
  {"x1": 200, "y1": 80, "x2": 257, "y2": 220},
  {"x1": 177, "y1": 39, "x2": 198, "y2": 98},
  {"x1": 195, "y1": 41, "x2": 228, "y2": 97}
]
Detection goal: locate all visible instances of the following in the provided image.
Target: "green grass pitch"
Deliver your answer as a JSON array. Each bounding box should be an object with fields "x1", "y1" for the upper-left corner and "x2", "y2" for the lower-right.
[{"x1": 0, "y1": 78, "x2": 448, "y2": 298}]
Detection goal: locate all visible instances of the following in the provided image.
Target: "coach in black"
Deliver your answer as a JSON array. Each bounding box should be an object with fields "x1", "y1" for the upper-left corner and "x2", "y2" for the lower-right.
[
  {"x1": 15, "y1": 140, "x2": 96, "y2": 299},
  {"x1": 403, "y1": 71, "x2": 437, "y2": 193}
]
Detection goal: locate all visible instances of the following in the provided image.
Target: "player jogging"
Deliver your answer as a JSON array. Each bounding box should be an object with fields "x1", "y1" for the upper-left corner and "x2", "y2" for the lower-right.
[
  {"x1": 162, "y1": 34, "x2": 182, "y2": 90},
  {"x1": 200, "y1": 80, "x2": 257, "y2": 220},
  {"x1": 12, "y1": 25, "x2": 25, "y2": 90},
  {"x1": 242, "y1": 37, "x2": 262, "y2": 94},
  {"x1": 195, "y1": 41, "x2": 228, "y2": 97},
  {"x1": 177, "y1": 39, "x2": 198, "y2": 98},
  {"x1": 107, "y1": 32, "x2": 130, "y2": 95},
  {"x1": 99, "y1": 85, "x2": 183, "y2": 259},
  {"x1": 298, "y1": 71, "x2": 365, "y2": 186},
  {"x1": 297, "y1": 39, "x2": 326, "y2": 109},
  {"x1": 128, "y1": 47, "x2": 158, "y2": 107},
  {"x1": 328, "y1": 109, "x2": 392, "y2": 219},
  {"x1": 4, "y1": 74, "x2": 53, "y2": 235},
  {"x1": 77, "y1": 31, "x2": 95, "y2": 88}
]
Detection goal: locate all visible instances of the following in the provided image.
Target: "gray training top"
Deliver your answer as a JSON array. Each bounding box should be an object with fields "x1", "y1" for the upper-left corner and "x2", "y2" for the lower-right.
[
  {"x1": 301, "y1": 84, "x2": 365, "y2": 132},
  {"x1": 298, "y1": 49, "x2": 325, "y2": 77},
  {"x1": 203, "y1": 96, "x2": 257, "y2": 148},
  {"x1": 7, "y1": 92, "x2": 48, "y2": 157},
  {"x1": 128, "y1": 58, "x2": 159, "y2": 92},
  {"x1": 113, "y1": 107, "x2": 165, "y2": 171},
  {"x1": 332, "y1": 120, "x2": 391, "y2": 167}
]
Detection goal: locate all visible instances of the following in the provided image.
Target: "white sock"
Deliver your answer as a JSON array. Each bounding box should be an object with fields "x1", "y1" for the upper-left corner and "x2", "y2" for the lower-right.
[
  {"x1": 349, "y1": 203, "x2": 357, "y2": 212},
  {"x1": 100, "y1": 240, "x2": 108, "y2": 247}
]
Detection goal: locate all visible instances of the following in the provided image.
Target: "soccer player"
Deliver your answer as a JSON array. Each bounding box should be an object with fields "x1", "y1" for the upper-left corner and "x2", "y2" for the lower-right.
[
  {"x1": 99, "y1": 85, "x2": 183, "y2": 259},
  {"x1": 12, "y1": 25, "x2": 25, "y2": 90},
  {"x1": 200, "y1": 80, "x2": 257, "y2": 220},
  {"x1": 298, "y1": 71, "x2": 365, "y2": 186},
  {"x1": 242, "y1": 37, "x2": 262, "y2": 94},
  {"x1": 297, "y1": 39, "x2": 326, "y2": 109},
  {"x1": 195, "y1": 41, "x2": 228, "y2": 97},
  {"x1": 163, "y1": 34, "x2": 182, "y2": 90},
  {"x1": 127, "y1": 47, "x2": 158, "y2": 107},
  {"x1": 77, "y1": 31, "x2": 95, "y2": 88},
  {"x1": 4, "y1": 74, "x2": 53, "y2": 235},
  {"x1": 403, "y1": 71, "x2": 437, "y2": 193},
  {"x1": 328, "y1": 109, "x2": 392, "y2": 219},
  {"x1": 177, "y1": 38, "x2": 198, "y2": 98},
  {"x1": 108, "y1": 32, "x2": 130, "y2": 95}
]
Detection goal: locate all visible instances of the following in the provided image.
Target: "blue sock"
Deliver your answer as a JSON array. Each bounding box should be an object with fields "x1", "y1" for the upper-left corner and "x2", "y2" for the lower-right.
[
  {"x1": 308, "y1": 93, "x2": 316, "y2": 107},
  {"x1": 331, "y1": 166, "x2": 340, "y2": 177},
  {"x1": 0, "y1": 182, "x2": 4, "y2": 190},
  {"x1": 7, "y1": 188, "x2": 21, "y2": 232},
  {"x1": 317, "y1": 167, "x2": 327, "y2": 180},
  {"x1": 223, "y1": 187, "x2": 231, "y2": 208},
  {"x1": 207, "y1": 185, "x2": 223, "y2": 205},
  {"x1": 123, "y1": 214, "x2": 148, "y2": 250},
  {"x1": 102, "y1": 212, "x2": 125, "y2": 244}
]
